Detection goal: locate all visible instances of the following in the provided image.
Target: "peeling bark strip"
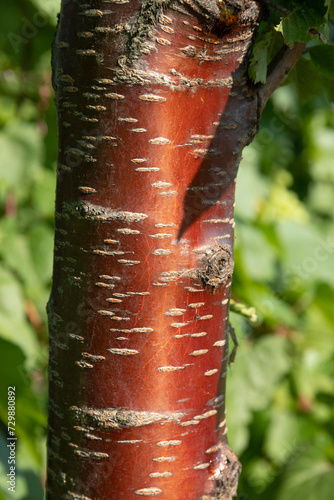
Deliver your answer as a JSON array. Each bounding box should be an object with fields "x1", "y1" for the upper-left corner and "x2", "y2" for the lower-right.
[{"x1": 47, "y1": 1, "x2": 272, "y2": 498}]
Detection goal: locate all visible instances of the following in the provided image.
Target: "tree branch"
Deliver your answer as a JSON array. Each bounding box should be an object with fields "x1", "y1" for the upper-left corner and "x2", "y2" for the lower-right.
[
  {"x1": 257, "y1": 41, "x2": 306, "y2": 115},
  {"x1": 258, "y1": 0, "x2": 290, "y2": 15}
]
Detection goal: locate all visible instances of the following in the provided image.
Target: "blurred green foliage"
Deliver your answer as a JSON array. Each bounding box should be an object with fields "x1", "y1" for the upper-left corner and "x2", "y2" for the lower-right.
[
  {"x1": 0, "y1": 0, "x2": 58, "y2": 498},
  {"x1": 229, "y1": 86, "x2": 334, "y2": 499},
  {"x1": 0, "y1": 1, "x2": 333, "y2": 499}
]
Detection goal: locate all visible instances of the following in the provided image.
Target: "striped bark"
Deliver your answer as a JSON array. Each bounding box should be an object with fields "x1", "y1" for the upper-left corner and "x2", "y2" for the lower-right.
[{"x1": 46, "y1": 1, "x2": 293, "y2": 498}]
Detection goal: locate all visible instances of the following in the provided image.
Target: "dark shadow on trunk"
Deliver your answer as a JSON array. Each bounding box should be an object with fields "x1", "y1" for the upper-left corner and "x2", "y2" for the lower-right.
[{"x1": 177, "y1": 75, "x2": 258, "y2": 241}]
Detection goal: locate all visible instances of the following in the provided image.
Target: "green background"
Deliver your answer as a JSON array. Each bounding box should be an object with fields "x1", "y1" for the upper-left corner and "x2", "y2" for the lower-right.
[{"x1": 0, "y1": 1, "x2": 333, "y2": 499}]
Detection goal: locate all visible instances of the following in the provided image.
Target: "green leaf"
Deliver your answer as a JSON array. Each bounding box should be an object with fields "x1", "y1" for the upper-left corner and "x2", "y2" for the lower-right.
[
  {"x1": 264, "y1": 410, "x2": 303, "y2": 463},
  {"x1": 292, "y1": 57, "x2": 320, "y2": 105},
  {"x1": 309, "y1": 181, "x2": 334, "y2": 215},
  {"x1": 255, "y1": 291, "x2": 298, "y2": 327},
  {"x1": 275, "y1": 7, "x2": 326, "y2": 47},
  {"x1": 246, "y1": 336, "x2": 291, "y2": 409},
  {"x1": 0, "y1": 95, "x2": 16, "y2": 125},
  {"x1": 237, "y1": 224, "x2": 277, "y2": 282},
  {"x1": 322, "y1": 77, "x2": 334, "y2": 102},
  {"x1": 0, "y1": 119, "x2": 42, "y2": 194},
  {"x1": 1, "y1": 219, "x2": 42, "y2": 295},
  {"x1": 258, "y1": 170, "x2": 309, "y2": 225},
  {"x1": 31, "y1": 168, "x2": 56, "y2": 219},
  {"x1": 276, "y1": 448, "x2": 334, "y2": 500},
  {"x1": 249, "y1": 34, "x2": 271, "y2": 84},
  {"x1": 278, "y1": 221, "x2": 334, "y2": 288},
  {"x1": 325, "y1": 0, "x2": 334, "y2": 20},
  {"x1": 312, "y1": 284, "x2": 334, "y2": 333},
  {"x1": 293, "y1": 0, "x2": 327, "y2": 14},
  {"x1": 28, "y1": 224, "x2": 54, "y2": 283},
  {"x1": 303, "y1": 284, "x2": 334, "y2": 360},
  {"x1": 0, "y1": 339, "x2": 27, "y2": 401},
  {"x1": 0, "y1": 267, "x2": 39, "y2": 363},
  {"x1": 309, "y1": 45, "x2": 334, "y2": 80},
  {"x1": 0, "y1": 3, "x2": 22, "y2": 55},
  {"x1": 227, "y1": 336, "x2": 291, "y2": 453},
  {"x1": 309, "y1": 117, "x2": 334, "y2": 182},
  {"x1": 235, "y1": 149, "x2": 269, "y2": 221},
  {"x1": 0, "y1": 342, "x2": 45, "y2": 471},
  {"x1": 30, "y1": 0, "x2": 60, "y2": 26}
]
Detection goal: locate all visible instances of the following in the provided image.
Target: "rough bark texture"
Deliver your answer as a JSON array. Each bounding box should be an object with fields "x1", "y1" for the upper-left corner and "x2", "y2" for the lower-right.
[{"x1": 47, "y1": 1, "x2": 269, "y2": 498}]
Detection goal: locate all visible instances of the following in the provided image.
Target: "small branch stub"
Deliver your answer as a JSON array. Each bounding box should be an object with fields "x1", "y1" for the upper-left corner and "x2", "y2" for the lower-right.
[
  {"x1": 196, "y1": 244, "x2": 234, "y2": 292},
  {"x1": 210, "y1": 444, "x2": 242, "y2": 500}
]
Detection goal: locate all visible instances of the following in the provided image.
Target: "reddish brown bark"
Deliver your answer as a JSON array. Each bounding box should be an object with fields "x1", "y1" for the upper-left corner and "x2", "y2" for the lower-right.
[{"x1": 47, "y1": 1, "x2": 279, "y2": 499}]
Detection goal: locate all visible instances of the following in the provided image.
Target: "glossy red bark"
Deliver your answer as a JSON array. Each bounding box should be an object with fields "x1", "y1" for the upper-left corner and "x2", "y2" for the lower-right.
[{"x1": 47, "y1": 1, "x2": 261, "y2": 499}]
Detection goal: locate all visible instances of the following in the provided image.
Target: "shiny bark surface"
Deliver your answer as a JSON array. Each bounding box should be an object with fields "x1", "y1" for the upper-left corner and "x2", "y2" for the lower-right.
[{"x1": 47, "y1": 1, "x2": 261, "y2": 498}]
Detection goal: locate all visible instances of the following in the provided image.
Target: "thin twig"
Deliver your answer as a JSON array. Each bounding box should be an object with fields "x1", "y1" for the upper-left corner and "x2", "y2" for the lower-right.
[
  {"x1": 229, "y1": 299, "x2": 258, "y2": 322},
  {"x1": 257, "y1": 42, "x2": 306, "y2": 115},
  {"x1": 258, "y1": 0, "x2": 290, "y2": 15}
]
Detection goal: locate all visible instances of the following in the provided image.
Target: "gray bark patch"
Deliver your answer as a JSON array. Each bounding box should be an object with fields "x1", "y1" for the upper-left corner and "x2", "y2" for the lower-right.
[
  {"x1": 121, "y1": 0, "x2": 172, "y2": 65},
  {"x1": 62, "y1": 201, "x2": 148, "y2": 223},
  {"x1": 118, "y1": 0, "x2": 226, "y2": 69},
  {"x1": 70, "y1": 406, "x2": 184, "y2": 429}
]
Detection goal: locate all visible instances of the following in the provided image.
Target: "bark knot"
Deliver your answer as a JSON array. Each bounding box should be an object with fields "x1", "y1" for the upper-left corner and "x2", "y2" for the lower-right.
[{"x1": 196, "y1": 244, "x2": 234, "y2": 292}]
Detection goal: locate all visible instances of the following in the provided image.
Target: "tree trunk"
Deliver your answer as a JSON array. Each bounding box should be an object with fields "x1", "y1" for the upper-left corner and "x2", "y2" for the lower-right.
[{"x1": 47, "y1": 1, "x2": 303, "y2": 498}]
